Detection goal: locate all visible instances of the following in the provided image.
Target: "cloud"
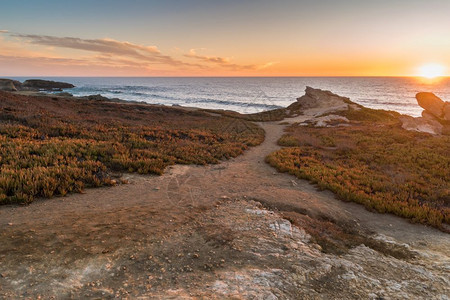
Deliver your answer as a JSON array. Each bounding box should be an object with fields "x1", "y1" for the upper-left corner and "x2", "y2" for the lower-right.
[
  {"x1": 185, "y1": 49, "x2": 276, "y2": 71},
  {"x1": 257, "y1": 61, "x2": 279, "y2": 70},
  {"x1": 0, "y1": 54, "x2": 93, "y2": 65},
  {"x1": 12, "y1": 33, "x2": 204, "y2": 68},
  {"x1": 185, "y1": 49, "x2": 231, "y2": 64},
  {"x1": 1, "y1": 32, "x2": 275, "y2": 74}
]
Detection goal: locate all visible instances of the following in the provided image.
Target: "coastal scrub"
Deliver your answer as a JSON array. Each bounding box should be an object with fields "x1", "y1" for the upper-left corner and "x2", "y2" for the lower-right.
[
  {"x1": 0, "y1": 92, "x2": 264, "y2": 204},
  {"x1": 266, "y1": 108, "x2": 450, "y2": 229}
]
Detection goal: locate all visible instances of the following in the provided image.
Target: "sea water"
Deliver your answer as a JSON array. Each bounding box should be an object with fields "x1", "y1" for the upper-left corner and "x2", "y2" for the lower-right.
[{"x1": 12, "y1": 77, "x2": 450, "y2": 117}]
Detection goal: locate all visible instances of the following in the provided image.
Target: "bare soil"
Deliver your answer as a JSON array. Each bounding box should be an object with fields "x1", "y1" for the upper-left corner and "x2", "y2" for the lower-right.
[{"x1": 1, "y1": 119, "x2": 449, "y2": 299}]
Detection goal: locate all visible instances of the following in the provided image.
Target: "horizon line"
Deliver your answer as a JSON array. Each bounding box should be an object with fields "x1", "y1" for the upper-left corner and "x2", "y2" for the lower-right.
[{"x1": 3, "y1": 75, "x2": 450, "y2": 78}]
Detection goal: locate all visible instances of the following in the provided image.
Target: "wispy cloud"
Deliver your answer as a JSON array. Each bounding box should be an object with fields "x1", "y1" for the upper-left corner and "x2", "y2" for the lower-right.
[
  {"x1": 185, "y1": 48, "x2": 276, "y2": 71},
  {"x1": 257, "y1": 61, "x2": 279, "y2": 70},
  {"x1": 12, "y1": 33, "x2": 202, "y2": 67},
  {"x1": 1, "y1": 32, "x2": 275, "y2": 75},
  {"x1": 185, "y1": 49, "x2": 231, "y2": 64},
  {"x1": 0, "y1": 54, "x2": 88, "y2": 65}
]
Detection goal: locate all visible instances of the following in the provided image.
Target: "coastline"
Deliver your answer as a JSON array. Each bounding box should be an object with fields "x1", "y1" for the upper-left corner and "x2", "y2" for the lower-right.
[
  {"x1": 6, "y1": 76, "x2": 450, "y2": 116},
  {"x1": 0, "y1": 86, "x2": 449, "y2": 298}
]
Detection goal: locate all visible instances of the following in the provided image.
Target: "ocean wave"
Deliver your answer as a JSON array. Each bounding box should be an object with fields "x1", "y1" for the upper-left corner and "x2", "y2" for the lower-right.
[
  {"x1": 184, "y1": 98, "x2": 282, "y2": 110},
  {"x1": 61, "y1": 76, "x2": 450, "y2": 116}
]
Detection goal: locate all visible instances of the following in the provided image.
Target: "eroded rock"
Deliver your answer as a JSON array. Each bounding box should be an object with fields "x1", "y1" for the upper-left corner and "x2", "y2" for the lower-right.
[
  {"x1": 416, "y1": 92, "x2": 446, "y2": 119},
  {"x1": 0, "y1": 79, "x2": 19, "y2": 91},
  {"x1": 399, "y1": 115, "x2": 443, "y2": 135},
  {"x1": 22, "y1": 79, "x2": 75, "y2": 90},
  {"x1": 443, "y1": 103, "x2": 450, "y2": 121},
  {"x1": 288, "y1": 87, "x2": 353, "y2": 114},
  {"x1": 400, "y1": 92, "x2": 449, "y2": 135}
]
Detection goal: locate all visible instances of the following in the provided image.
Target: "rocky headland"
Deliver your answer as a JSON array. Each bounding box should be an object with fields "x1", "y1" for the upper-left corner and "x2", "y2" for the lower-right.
[{"x1": 0, "y1": 78, "x2": 75, "y2": 92}]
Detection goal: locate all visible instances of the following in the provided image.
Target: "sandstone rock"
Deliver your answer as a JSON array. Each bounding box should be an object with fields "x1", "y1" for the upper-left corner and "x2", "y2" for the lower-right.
[
  {"x1": 399, "y1": 115, "x2": 442, "y2": 135},
  {"x1": 295, "y1": 87, "x2": 351, "y2": 109},
  {"x1": 422, "y1": 110, "x2": 439, "y2": 121},
  {"x1": 288, "y1": 87, "x2": 355, "y2": 115},
  {"x1": 416, "y1": 92, "x2": 445, "y2": 119},
  {"x1": 0, "y1": 79, "x2": 18, "y2": 91},
  {"x1": 22, "y1": 79, "x2": 75, "y2": 90},
  {"x1": 443, "y1": 103, "x2": 450, "y2": 121}
]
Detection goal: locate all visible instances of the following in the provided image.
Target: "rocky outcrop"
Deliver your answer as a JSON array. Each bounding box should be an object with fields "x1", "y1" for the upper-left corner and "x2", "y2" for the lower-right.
[
  {"x1": 0, "y1": 79, "x2": 21, "y2": 91},
  {"x1": 400, "y1": 92, "x2": 449, "y2": 135},
  {"x1": 22, "y1": 79, "x2": 75, "y2": 90},
  {"x1": 399, "y1": 115, "x2": 443, "y2": 135},
  {"x1": 444, "y1": 103, "x2": 450, "y2": 121},
  {"x1": 287, "y1": 87, "x2": 361, "y2": 117},
  {"x1": 0, "y1": 78, "x2": 75, "y2": 92},
  {"x1": 416, "y1": 92, "x2": 448, "y2": 121}
]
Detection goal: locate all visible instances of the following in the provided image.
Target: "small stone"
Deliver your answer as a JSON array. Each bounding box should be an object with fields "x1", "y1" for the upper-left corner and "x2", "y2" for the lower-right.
[
  {"x1": 7, "y1": 223, "x2": 12, "y2": 226},
  {"x1": 154, "y1": 187, "x2": 160, "y2": 191}
]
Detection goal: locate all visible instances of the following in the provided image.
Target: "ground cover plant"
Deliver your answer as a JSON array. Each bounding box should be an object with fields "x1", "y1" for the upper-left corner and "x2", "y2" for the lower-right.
[
  {"x1": 0, "y1": 92, "x2": 264, "y2": 204},
  {"x1": 266, "y1": 108, "x2": 450, "y2": 230}
]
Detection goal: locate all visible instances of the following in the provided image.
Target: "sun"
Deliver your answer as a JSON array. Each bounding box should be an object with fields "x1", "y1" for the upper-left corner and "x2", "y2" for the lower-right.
[{"x1": 417, "y1": 63, "x2": 446, "y2": 79}]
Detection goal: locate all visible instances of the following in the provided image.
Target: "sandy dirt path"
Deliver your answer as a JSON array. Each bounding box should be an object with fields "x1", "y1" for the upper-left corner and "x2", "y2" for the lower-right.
[{"x1": 1, "y1": 120, "x2": 449, "y2": 298}]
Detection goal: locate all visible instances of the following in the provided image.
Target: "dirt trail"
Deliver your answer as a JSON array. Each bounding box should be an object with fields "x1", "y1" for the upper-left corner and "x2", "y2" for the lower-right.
[{"x1": 0, "y1": 120, "x2": 449, "y2": 299}]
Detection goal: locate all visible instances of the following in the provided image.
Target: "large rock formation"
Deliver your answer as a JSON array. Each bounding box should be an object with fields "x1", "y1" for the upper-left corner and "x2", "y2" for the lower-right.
[
  {"x1": 444, "y1": 103, "x2": 450, "y2": 121},
  {"x1": 400, "y1": 92, "x2": 449, "y2": 135},
  {"x1": 0, "y1": 78, "x2": 75, "y2": 92},
  {"x1": 416, "y1": 92, "x2": 448, "y2": 121},
  {"x1": 399, "y1": 115, "x2": 443, "y2": 135},
  {"x1": 22, "y1": 79, "x2": 75, "y2": 90},
  {"x1": 0, "y1": 79, "x2": 21, "y2": 91},
  {"x1": 288, "y1": 86, "x2": 360, "y2": 116}
]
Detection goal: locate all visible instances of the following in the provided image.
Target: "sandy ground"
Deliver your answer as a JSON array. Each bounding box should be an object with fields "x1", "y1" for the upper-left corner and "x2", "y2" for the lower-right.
[{"x1": 0, "y1": 117, "x2": 449, "y2": 299}]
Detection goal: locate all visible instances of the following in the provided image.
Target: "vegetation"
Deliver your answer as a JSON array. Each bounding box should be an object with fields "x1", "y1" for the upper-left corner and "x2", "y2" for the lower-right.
[
  {"x1": 201, "y1": 107, "x2": 295, "y2": 122},
  {"x1": 266, "y1": 108, "x2": 450, "y2": 230},
  {"x1": 0, "y1": 92, "x2": 264, "y2": 204}
]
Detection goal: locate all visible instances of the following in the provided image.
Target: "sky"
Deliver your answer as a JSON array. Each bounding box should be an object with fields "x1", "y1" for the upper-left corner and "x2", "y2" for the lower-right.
[{"x1": 0, "y1": 0, "x2": 449, "y2": 76}]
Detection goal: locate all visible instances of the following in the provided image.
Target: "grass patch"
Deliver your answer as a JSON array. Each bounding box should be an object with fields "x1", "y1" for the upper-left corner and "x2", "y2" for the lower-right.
[
  {"x1": 266, "y1": 109, "x2": 450, "y2": 230},
  {"x1": 0, "y1": 91, "x2": 264, "y2": 204},
  {"x1": 201, "y1": 107, "x2": 289, "y2": 122},
  {"x1": 278, "y1": 134, "x2": 299, "y2": 147}
]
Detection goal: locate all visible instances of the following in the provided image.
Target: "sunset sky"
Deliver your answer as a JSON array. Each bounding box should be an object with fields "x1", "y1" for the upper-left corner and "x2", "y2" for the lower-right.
[{"x1": 1, "y1": 0, "x2": 449, "y2": 77}]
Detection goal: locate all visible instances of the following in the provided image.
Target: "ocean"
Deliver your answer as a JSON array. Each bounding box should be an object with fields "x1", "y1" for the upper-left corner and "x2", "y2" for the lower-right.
[{"x1": 12, "y1": 77, "x2": 450, "y2": 117}]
